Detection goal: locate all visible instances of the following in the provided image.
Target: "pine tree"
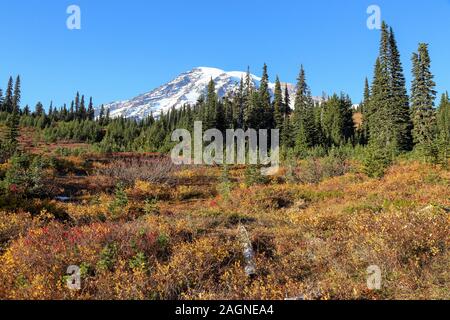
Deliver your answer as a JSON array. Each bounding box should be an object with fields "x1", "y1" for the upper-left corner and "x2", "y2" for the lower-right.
[
  {"x1": 69, "y1": 101, "x2": 75, "y2": 121},
  {"x1": 367, "y1": 22, "x2": 413, "y2": 152},
  {"x1": 273, "y1": 76, "x2": 284, "y2": 130},
  {"x1": 243, "y1": 67, "x2": 258, "y2": 129},
  {"x1": 88, "y1": 97, "x2": 95, "y2": 120},
  {"x1": 23, "y1": 105, "x2": 30, "y2": 116},
  {"x1": 368, "y1": 22, "x2": 409, "y2": 152},
  {"x1": 436, "y1": 92, "x2": 449, "y2": 163},
  {"x1": 3, "y1": 77, "x2": 14, "y2": 113},
  {"x1": 79, "y1": 95, "x2": 86, "y2": 120},
  {"x1": 322, "y1": 94, "x2": 354, "y2": 146},
  {"x1": 232, "y1": 77, "x2": 245, "y2": 128},
  {"x1": 361, "y1": 77, "x2": 371, "y2": 143},
  {"x1": 388, "y1": 28, "x2": 413, "y2": 151},
  {"x1": 204, "y1": 78, "x2": 217, "y2": 129},
  {"x1": 368, "y1": 56, "x2": 391, "y2": 149},
  {"x1": 75, "y1": 92, "x2": 80, "y2": 119},
  {"x1": 411, "y1": 43, "x2": 437, "y2": 147},
  {"x1": 12, "y1": 75, "x2": 21, "y2": 114},
  {"x1": 293, "y1": 65, "x2": 315, "y2": 155},
  {"x1": 0, "y1": 88, "x2": 3, "y2": 112},
  {"x1": 283, "y1": 85, "x2": 291, "y2": 116},
  {"x1": 259, "y1": 64, "x2": 273, "y2": 130},
  {"x1": 35, "y1": 102, "x2": 45, "y2": 117},
  {"x1": 99, "y1": 104, "x2": 105, "y2": 125},
  {"x1": 6, "y1": 78, "x2": 20, "y2": 151}
]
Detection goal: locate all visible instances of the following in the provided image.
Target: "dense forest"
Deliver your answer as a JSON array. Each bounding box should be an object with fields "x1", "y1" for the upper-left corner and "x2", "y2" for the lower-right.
[{"x1": 0, "y1": 22, "x2": 449, "y2": 168}]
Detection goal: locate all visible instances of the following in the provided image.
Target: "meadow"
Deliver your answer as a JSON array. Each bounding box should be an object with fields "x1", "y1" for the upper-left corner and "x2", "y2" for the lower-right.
[{"x1": 0, "y1": 143, "x2": 448, "y2": 300}]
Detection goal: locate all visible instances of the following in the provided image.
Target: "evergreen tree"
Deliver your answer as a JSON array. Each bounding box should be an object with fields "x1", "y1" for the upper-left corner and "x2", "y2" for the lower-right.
[
  {"x1": 232, "y1": 77, "x2": 245, "y2": 128},
  {"x1": 99, "y1": 104, "x2": 105, "y2": 125},
  {"x1": 283, "y1": 85, "x2": 291, "y2": 116},
  {"x1": 273, "y1": 76, "x2": 284, "y2": 130},
  {"x1": 0, "y1": 88, "x2": 3, "y2": 112},
  {"x1": 411, "y1": 43, "x2": 437, "y2": 147},
  {"x1": 6, "y1": 84, "x2": 20, "y2": 151},
  {"x1": 75, "y1": 92, "x2": 80, "y2": 119},
  {"x1": 293, "y1": 65, "x2": 315, "y2": 155},
  {"x1": 204, "y1": 78, "x2": 217, "y2": 129},
  {"x1": 12, "y1": 75, "x2": 21, "y2": 113},
  {"x1": 88, "y1": 97, "x2": 95, "y2": 120},
  {"x1": 388, "y1": 28, "x2": 413, "y2": 151},
  {"x1": 79, "y1": 95, "x2": 86, "y2": 120},
  {"x1": 23, "y1": 105, "x2": 30, "y2": 116},
  {"x1": 34, "y1": 102, "x2": 45, "y2": 117},
  {"x1": 3, "y1": 77, "x2": 14, "y2": 113},
  {"x1": 259, "y1": 64, "x2": 273, "y2": 130},
  {"x1": 368, "y1": 22, "x2": 413, "y2": 152},
  {"x1": 360, "y1": 77, "x2": 371, "y2": 144},
  {"x1": 436, "y1": 92, "x2": 450, "y2": 162},
  {"x1": 322, "y1": 94, "x2": 354, "y2": 146}
]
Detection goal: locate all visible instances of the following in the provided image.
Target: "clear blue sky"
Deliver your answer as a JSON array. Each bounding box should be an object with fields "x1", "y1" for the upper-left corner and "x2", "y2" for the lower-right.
[{"x1": 0, "y1": 0, "x2": 449, "y2": 109}]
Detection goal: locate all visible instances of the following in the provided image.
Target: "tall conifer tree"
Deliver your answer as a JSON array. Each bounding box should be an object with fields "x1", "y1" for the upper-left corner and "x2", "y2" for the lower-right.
[{"x1": 411, "y1": 43, "x2": 437, "y2": 147}]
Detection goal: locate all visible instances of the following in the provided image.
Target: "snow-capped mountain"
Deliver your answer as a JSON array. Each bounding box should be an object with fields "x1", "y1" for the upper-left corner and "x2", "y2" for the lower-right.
[{"x1": 100, "y1": 67, "x2": 323, "y2": 120}]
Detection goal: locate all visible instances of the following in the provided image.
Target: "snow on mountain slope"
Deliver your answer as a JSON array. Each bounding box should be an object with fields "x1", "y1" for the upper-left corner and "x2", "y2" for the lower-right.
[{"x1": 100, "y1": 67, "x2": 322, "y2": 120}]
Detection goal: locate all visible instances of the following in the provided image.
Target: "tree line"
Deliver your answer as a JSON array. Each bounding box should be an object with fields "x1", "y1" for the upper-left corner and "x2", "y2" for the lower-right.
[{"x1": 1, "y1": 21, "x2": 449, "y2": 163}]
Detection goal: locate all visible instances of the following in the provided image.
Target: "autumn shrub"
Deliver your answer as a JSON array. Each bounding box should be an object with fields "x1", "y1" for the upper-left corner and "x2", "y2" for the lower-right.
[
  {"x1": 297, "y1": 154, "x2": 351, "y2": 184},
  {"x1": 151, "y1": 237, "x2": 240, "y2": 299},
  {"x1": 217, "y1": 164, "x2": 233, "y2": 201},
  {"x1": 130, "y1": 180, "x2": 173, "y2": 201},
  {"x1": 244, "y1": 165, "x2": 269, "y2": 186},
  {"x1": 175, "y1": 185, "x2": 214, "y2": 201},
  {"x1": 1, "y1": 153, "x2": 50, "y2": 198},
  {"x1": 97, "y1": 157, "x2": 178, "y2": 186},
  {"x1": 0, "y1": 211, "x2": 33, "y2": 252},
  {"x1": 0, "y1": 220, "x2": 166, "y2": 299}
]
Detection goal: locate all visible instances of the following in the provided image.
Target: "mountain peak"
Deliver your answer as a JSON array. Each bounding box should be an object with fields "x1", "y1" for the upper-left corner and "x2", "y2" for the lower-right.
[{"x1": 100, "y1": 67, "x2": 322, "y2": 120}]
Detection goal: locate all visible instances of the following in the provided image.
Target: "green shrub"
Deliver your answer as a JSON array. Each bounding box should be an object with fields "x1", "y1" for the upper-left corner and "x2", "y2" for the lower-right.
[
  {"x1": 217, "y1": 164, "x2": 233, "y2": 200},
  {"x1": 362, "y1": 145, "x2": 393, "y2": 178},
  {"x1": 244, "y1": 165, "x2": 269, "y2": 186},
  {"x1": 1, "y1": 153, "x2": 48, "y2": 198},
  {"x1": 109, "y1": 183, "x2": 129, "y2": 217}
]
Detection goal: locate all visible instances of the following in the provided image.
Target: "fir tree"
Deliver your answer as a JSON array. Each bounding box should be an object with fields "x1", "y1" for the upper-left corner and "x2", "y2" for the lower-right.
[
  {"x1": 23, "y1": 105, "x2": 30, "y2": 116},
  {"x1": 3, "y1": 77, "x2": 14, "y2": 113},
  {"x1": 322, "y1": 94, "x2": 354, "y2": 146},
  {"x1": 411, "y1": 43, "x2": 437, "y2": 147},
  {"x1": 360, "y1": 77, "x2": 371, "y2": 144},
  {"x1": 204, "y1": 78, "x2": 217, "y2": 129},
  {"x1": 436, "y1": 92, "x2": 449, "y2": 162},
  {"x1": 259, "y1": 64, "x2": 273, "y2": 130},
  {"x1": 273, "y1": 76, "x2": 284, "y2": 130},
  {"x1": 388, "y1": 28, "x2": 413, "y2": 151},
  {"x1": 12, "y1": 75, "x2": 21, "y2": 113},
  {"x1": 99, "y1": 104, "x2": 105, "y2": 125},
  {"x1": 6, "y1": 80, "x2": 20, "y2": 151},
  {"x1": 368, "y1": 22, "x2": 413, "y2": 152},
  {"x1": 293, "y1": 65, "x2": 315, "y2": 155},
  {"x1": 75, "y1": 92, "x2": 80, "y2": 119},
  {"x1": 0, "y1": 88, "x2": 3, "y2": 112},
  {"x1": 34, "y1": 102, "x2": 45, "y2": 117},
  {"x1": 79, "y1": 95, "x2": 86, "y2": 120},
  {"x1": 283, "y1": 85, "x2": 291, "y2": 116},
  {"x1": 88, "y1": 97, "x2": 95, "y2": 120}
]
